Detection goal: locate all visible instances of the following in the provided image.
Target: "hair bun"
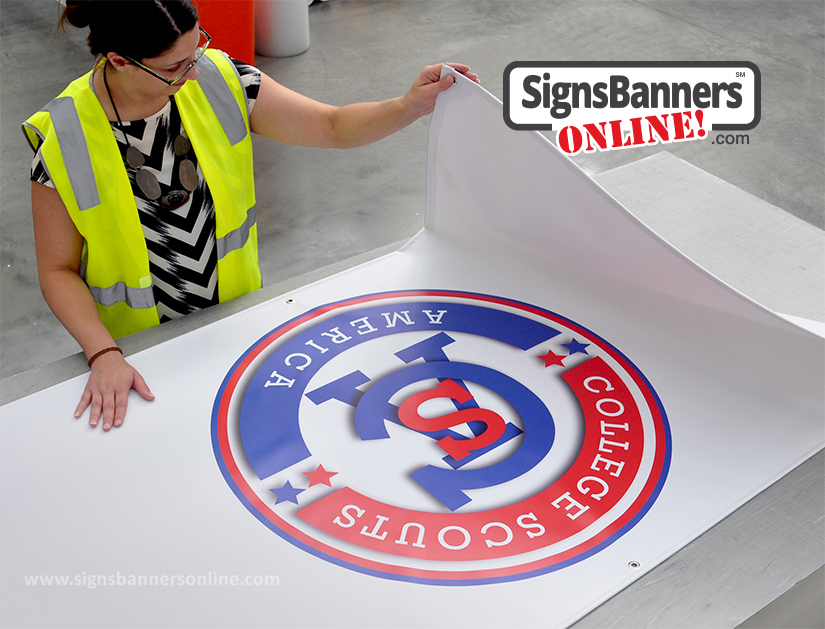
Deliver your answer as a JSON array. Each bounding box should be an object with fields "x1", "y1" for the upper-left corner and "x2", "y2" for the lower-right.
[
  {"x1": 58, "y1": 0, "x2": 198, "y2": 59},
  {"x1": 61, "y1": 0, "x2": 92, "y2": 29}
]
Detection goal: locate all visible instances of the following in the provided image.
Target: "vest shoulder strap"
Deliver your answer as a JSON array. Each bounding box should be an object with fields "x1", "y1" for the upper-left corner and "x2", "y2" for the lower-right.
[{"x1": 191, "y1": 50, "x2": 248, "y2": 145}]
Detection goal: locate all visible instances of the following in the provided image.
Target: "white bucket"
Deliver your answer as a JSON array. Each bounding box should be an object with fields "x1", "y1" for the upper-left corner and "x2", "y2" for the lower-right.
[{"x1": 255, "y1": 0, "x2": 311, "y2": 57}]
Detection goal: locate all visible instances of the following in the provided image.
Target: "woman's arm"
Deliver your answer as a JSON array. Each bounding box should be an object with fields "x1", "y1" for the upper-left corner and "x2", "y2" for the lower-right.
[
  {"x1": 249, "y1": 63, "x2": 477, "y2": 148},
  {"x1": 31, "y1": 182, "x2": 154, "y2": 431}
]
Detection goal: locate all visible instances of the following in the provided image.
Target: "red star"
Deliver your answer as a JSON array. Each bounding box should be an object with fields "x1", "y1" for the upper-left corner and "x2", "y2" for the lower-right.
[
  {"x1": 303, "y1": 464, "x2": 338, "y2": 488},
  {"x1": 538, "y1": 350, "x2": 565, "y2": 367}
]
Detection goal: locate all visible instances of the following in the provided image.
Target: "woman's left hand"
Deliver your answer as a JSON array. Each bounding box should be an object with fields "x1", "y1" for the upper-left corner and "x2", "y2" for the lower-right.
[
  {"x1": 402, "y1": 63, "x2": 480, "y2": 118},
  {"x1": 251, "y1": 62, "x2": 479, "y2": 149}
]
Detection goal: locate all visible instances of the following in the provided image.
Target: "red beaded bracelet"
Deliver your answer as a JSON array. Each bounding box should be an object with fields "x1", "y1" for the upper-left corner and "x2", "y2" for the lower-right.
[{"x1": 87, "y1": 346, "x2": 123, "y2": 368}]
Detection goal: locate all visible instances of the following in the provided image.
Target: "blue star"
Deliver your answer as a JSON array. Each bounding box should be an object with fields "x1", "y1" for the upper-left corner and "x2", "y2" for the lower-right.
[
  {"x1": 562, "y1": 339, "x2": 590, "y2": 355},
  {"x1": 270, "y1": 480, "x2": 305, "y2": 505}
]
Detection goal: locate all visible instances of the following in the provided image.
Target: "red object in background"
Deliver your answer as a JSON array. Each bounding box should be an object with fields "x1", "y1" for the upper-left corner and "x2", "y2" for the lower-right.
[{"x1": 194, "y1": 0, "x2": 255, "y2": 65}]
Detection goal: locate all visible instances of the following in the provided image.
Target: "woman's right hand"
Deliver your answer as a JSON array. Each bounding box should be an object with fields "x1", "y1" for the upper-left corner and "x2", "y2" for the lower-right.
[
  {"x1": 32, "y1": 181, "x2": 156, "y2": 431},
  {"x1": 75, "y1": 350, "x2": 155, "y2": 431}
]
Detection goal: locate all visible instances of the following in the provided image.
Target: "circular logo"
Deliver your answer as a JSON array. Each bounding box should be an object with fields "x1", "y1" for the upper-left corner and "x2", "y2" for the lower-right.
[{"x1": 212, "y1": 290, "x2": 670, "y2": 585}]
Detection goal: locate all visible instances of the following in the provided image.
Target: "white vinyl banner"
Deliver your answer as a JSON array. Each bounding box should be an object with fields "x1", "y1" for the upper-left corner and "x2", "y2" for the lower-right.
[{"x1": 1, "y1": 70, "x2": 822, "y2": 628}]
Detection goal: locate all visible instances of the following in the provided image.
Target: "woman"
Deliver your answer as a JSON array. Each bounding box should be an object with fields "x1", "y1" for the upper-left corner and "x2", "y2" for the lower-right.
[{"x1": 25, "y1": 0, "x2": 476, "y2": 433}]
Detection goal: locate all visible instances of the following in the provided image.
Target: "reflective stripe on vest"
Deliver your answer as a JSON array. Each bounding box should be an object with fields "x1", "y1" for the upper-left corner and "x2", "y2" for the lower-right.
[
  {"x1": 78, "y1": 262, "x2": 154, "y2": 309},
  {"x1": 196, "y1": 54, "x2": 247, "y2": 146},
  {"x1": 40, "y1": 98, "x2": 100, "y2": 211},
  {"x1": 88, "y1": 278, "x2": 155, "y2": 309},
  {"x1": 217, "y1": 205, "x2": 256, "y2": 259}
]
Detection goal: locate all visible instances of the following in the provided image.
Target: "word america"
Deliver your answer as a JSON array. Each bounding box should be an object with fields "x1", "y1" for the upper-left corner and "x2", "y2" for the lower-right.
[{"x1": 263, "y1": 309, "x2": 448, "y2": 388}]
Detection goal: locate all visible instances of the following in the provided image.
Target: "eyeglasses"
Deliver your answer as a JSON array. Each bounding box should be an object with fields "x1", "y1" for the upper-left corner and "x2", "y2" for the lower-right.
[{"x1": 122, "y1": 27, "x2": 211, "y2": 86}]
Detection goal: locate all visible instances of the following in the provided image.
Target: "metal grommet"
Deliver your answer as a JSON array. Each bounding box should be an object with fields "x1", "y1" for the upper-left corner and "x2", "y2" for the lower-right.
[{"x1": 628, "y1": 561, "x2": 641, "y2": 570}]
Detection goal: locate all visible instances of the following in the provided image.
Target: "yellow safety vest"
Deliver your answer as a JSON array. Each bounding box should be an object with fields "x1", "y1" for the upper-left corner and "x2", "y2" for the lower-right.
[{"x1": 23, "y1": 50, "x2": 261, "y2": 339}]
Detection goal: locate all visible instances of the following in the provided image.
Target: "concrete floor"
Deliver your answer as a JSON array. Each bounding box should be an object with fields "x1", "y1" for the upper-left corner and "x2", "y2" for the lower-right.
[{"x1": 1, "y1": 0, "x2": 823, "y2": 378}]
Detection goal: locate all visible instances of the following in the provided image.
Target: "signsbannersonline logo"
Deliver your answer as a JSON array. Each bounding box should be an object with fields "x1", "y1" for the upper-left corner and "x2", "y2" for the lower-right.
[
  {"x1": 212, "y1": 291, "x2": 671, "y2": 585},
  {"x1": 504, "y1": 62, "x2": 760, "y2": 154}
]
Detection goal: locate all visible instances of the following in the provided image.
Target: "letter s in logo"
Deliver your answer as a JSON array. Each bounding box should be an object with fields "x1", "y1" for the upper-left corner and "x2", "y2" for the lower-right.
[{"x1": 398, "y1": 379, "x2": 506, "y2": 460}]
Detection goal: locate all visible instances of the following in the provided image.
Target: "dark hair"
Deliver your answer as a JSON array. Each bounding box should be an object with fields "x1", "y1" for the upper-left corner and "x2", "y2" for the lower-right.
[{"x1": 59, "y1": 0, "x2": 198, "y2": 60}]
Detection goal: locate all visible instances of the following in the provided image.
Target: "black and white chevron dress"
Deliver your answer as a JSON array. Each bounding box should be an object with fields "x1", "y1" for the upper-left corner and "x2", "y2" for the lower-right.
[{"x1": 31, "y1": 59, "x2": 261, "y2": 323}]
